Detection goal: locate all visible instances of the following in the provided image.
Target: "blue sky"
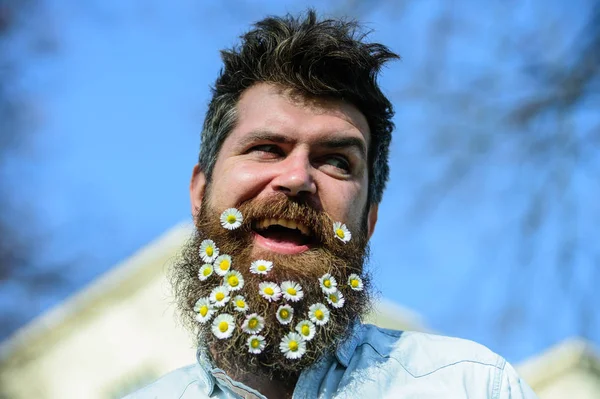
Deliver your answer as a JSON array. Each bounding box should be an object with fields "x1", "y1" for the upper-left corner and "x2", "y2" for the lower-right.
[{"x1": 3, "y1": 0, "x2": 597, "y2": 364}]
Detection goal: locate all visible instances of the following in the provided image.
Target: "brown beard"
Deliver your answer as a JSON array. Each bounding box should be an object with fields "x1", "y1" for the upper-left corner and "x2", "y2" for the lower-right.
[{"x1": 171, "y1": 193, "x2": 372, "y2": 381}]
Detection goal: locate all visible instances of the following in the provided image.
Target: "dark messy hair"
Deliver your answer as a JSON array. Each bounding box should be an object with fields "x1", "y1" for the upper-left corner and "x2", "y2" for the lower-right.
[{"x1": 198, "y1": 9, "x2": 399, "y2": 204}]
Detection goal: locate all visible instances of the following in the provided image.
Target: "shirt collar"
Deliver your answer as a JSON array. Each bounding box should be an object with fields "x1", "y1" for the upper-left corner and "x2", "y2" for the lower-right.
[
  {"x1": 334, "y1": 322, "x2": 364, "y2": 368},
  {"x1": 195, "y1": 347, "x2": 216, "y2": 395}
]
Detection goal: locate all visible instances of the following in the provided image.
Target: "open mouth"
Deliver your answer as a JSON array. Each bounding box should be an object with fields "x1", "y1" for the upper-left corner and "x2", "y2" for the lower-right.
[{"x1": 252, "y1": 218, "x2": 314, "y2": 254}]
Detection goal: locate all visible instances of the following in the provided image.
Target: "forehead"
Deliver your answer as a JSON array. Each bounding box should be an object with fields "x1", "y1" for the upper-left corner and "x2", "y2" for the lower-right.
[{"x1": 225, "y1": 83, "x2": 371, "y2": 149}]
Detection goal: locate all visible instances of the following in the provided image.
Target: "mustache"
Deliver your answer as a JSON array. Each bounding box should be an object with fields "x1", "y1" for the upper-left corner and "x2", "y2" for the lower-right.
[
  {"x1": 201, "y1": 193, "x2": 340, "y2": 246},
  {"x1": 243, "y1": 196, "x2": 330, "y2": 239}
]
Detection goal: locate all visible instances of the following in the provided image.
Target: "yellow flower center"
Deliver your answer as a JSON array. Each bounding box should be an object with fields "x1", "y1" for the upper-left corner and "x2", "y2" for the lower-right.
[
  {"x1": 289, "y1": 340, "x2": 299, "y2": 351},
  {"x1": 315, "y1": 309, "x2": 324, "y2": 320},
  {"x1": 251, "y1": 339, "x2": 260, "y2": 348},
  {"x1": 301, "y1": 325, "x2": 310, "y2": 336},
  {"x1": 248, "y1": 319, "x2": 258, "y2": 329},
  {"x1": 264, "y1": 287, "x2": 274, "y2": 295},
  {"x1": 219, "y1": 260, "x2": 230, "y2": 270},
  {"x1": 258, "y1": 265, "x2": 266, "y2": 272},
  {"x1": 329, "y1": 294, "x2": 338, "y2": 303},
  {"x1": 286, "y1": 287, "x2": 297, "y2": 295},
  {"x1": 227, "y1": 275, "x2": 239, "y2": 287},
  {"x1": 351, "y1": 279, "x2": 359, "y2": 288},
  {"x1": 279, "y1": 309, "x2": 289, "y2": 319},
  {"x1": 199, "y1": 305, "x2": 208, "y2": 317},
  {"x1": 218, "y1": 321, "x2": 229, "y2": 333},
  {"x1": 236, "y1": 300, "x2": 245, "y2": 308},
  {"x1": 335, "y1": 228, "x2": 345, "y2": 239},
  {"x1": 227, "y1": 214, "x2": 237, "y2": 224},
  {"x1": 202, "y1": 267, "x2": 212, "y2": 276},
  {"x1": 216, "y1": 292, "x2": 225, "y2": 301},
  {"x1": 206, "y1": 247, "x2": 213, "y2": 257},
  {"x1": 324, "y1": 279, "x2": 331, "y2": 288}
]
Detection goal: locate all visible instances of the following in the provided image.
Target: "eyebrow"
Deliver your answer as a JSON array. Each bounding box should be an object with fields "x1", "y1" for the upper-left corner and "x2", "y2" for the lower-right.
[
  {"x1": 237, "y1": 130, "x2": 368, "y2": 159},
  {"x1": 319, "y1": 136, "x2": 368, "y2": 160}
]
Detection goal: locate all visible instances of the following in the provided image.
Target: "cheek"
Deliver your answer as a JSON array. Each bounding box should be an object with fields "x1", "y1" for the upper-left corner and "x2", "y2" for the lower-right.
[
  {"x1": 318, "y1": 181, "x2": 367, "y2": 223},
  {"x1": 211, "y1": 162, "x2": 275, "y2": 205}
]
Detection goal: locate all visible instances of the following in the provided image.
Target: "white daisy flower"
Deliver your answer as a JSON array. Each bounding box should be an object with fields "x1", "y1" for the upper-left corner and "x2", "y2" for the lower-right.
[
  {"x1": 319, "y1": 273, "x2": 338, "y2": 294},
  {"x1": 326, "y1": 290, "x2": 345, "y2": 308},
  {"x1": 347, "y1": 274, "x2": 364, "y2": 291},
  {"x1": 199, "y1": 239, "x2": 219, "y2": 262},
  {"x1": 223, "y1": 270, "x2": 244, "y2": 291},
  {"x1": 247, "y1": 334, "x2": 266, "y2": 354},
  {"x1": 214, "y1": 254, "x2": 232, "y2": 276},
  {"x1": 276, "y1": 304, "x2": 294, "y2": 325},
  {"x1": 232, "y1": 295, "x2": 249, "y2": 313},
  {"x1": 258, "y1": 281, "x2": 282, "y2": 302},
  {"x1": 242, "y1": 313, "x2": 265, "y2": 334},
  {"x1": 193, "y1": 297, "x2": 215, "y2": 324},
  {"x1": 333, "y1": 221, "x2": 351, "y2": 243},
  {"x1": 279, "y1": 332, "x2": 306, "y2": 360},
  {"x1": 211, "y1": 313, "x2": 235, "y2": 339},
  {"x1": 281, "y1": 281, "x2": 304, "y2": 302},
  {"x1": 209, "y1": 285, "x2": 230, "y2": 307},
  {"x1": 308, "y1": 303, "x2": 330, "y2": 326},
  {"x1": 295, "y1": 320, "x2": 316, "y2": 341},
  {"x1": 220, "y1": 208, "x2": 243, "y2": 230},
  {"x1": 249, "y1": 259, "x2": 273, "y2": 275},
  {"x1": 198, "y1": 264, "x2": 214, "y2": 281}
]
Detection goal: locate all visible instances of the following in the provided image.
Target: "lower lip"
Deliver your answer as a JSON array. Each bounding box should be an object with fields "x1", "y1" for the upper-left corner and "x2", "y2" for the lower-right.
[{"x1": 253, "y1": 232, "x2": 311, "y2": 254}]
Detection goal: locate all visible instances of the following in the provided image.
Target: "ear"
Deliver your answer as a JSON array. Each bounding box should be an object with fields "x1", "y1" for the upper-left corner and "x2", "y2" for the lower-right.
[
  {"x1": 190, "y1": 164, "x2": 206, "y2": 217},
  {"x1": 366, "y1": 203, "x2": 378, "y2": 240}
]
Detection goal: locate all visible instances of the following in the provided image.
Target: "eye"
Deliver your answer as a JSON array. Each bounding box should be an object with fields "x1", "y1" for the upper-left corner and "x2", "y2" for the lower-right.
[
  {"x1": 320, "y1": 155, "x2": 351, "y2": 173},
  {"x1": 247, "y1": 144, "x2": 284, "y2": 158}
]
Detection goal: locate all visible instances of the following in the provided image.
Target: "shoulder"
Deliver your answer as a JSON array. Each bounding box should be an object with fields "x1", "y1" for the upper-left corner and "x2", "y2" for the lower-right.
[
  {"x1": 122, "y1": 364, "x2": 211, "y2": 399},
  {"x1": 337, "y1": 324, "x2": 537, "y2": 398},
  {"x1": 390, "y1": 328, "x2": 506, "y2": 376},
  {"x1": 348, "y1": 324, "x2": 505, "y2": 375}
]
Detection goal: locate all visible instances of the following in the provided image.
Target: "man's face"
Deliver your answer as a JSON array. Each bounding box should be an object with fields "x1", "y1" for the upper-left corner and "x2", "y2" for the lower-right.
[
  {"x1": 180, "y1": 82, "x2": 378, "y2": 378},
  {"x1": 191, "y1": 83, "x2": 378, "y2": 247}
]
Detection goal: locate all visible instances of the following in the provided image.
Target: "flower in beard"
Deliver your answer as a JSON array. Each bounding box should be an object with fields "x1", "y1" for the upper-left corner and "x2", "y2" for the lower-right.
[
  {"x1": 295, "y1": 320, "x2": 316, "y2": 341},
  {"x1": 242, "y1": 313, "x2": 265, "y2": 334},
  {"x1": 247, "y1": 334, "x2": 266, "y2": 354},
  {"x1": 249, "y1": 259, "x2": 273, "y2": 275},
  {"x1": 326, "y1": 290, "x2": 345, "y2": 309},
  {"x1": 223, "y1": 270, "x2": 244, "y2": 291},
  {"x1": 319, "y1": 273, "x2": 338, "y2": 294},
  {"x1": 209, "y1": 285, "x2": 230, "y2": 307},
  {"x1": 281, "y1": 281, "x2": 304, "y2": 302},
  {"x1": 232, "y1": 295, "x2": 249, "y2": 313},
  {"x1": 193, "y1": 297, "x2": 215, "y2": 324},
  {"x1": 220, "y1": 208, "x2": 243, "y2": 230},
  {"x1": 258, "y1": 281, "x2": 282, "y2": 302},
  {"x1": 214, "y1": 254, "x2": 232, "y2": 276},
  {"x1": 198, "y1": 264, "x2": 213, "y2": 281},
  {"x1": 276, "y1": 304, "x2": 294, "y2": 325},
  {"x1": 333, "y1": 221, "x2": 351, "y2": 243},
  {"x1": 280, "y1": 332, "x2": 306, "y2": 360},
  {"x1": 212, "y1": 313, "x2": 235, "y2": 339},
  {"x1": 199, "y1": 239, "x2": 219, "y2": 263},
  {"x1": 308, "y1": 303, "x2": 330, "y2": 326},
  {"x1": 347, "y1": 274, "x2": 364, "y2": 291}
]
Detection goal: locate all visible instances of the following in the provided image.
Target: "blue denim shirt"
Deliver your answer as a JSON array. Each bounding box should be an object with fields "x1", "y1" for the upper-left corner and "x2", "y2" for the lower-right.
[{"x1": 125, "y1": 324, "x2": 538, "y2": 398}]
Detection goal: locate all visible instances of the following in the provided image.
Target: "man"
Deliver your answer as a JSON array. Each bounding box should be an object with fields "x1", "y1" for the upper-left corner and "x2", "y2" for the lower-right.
[{"x1": 127, "y1": 10, "x2": 537, "y2": 399}]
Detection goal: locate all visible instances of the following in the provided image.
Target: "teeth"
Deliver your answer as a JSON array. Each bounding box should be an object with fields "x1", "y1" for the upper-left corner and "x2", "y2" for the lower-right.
[
  {"x1": 297, "y1": 224, "x2": 310, "y2": 236},
  {"x1": 255, "y1": 218, "x2": 311, "y2": 236}
]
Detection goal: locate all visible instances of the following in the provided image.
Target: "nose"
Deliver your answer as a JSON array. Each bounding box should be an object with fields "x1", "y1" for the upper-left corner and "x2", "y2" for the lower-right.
[{"x1": 271, "y1": 151, "x2": 317, "y2": 197}]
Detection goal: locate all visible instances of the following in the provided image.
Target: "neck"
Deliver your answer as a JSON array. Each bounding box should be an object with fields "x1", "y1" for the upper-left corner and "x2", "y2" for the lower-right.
[
  {"x1": 230, "y1": 369, "x2": 298, "y2": 399},
  {"x1": 209, "y1": 347, "x2": 300, "y2": 399}
]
